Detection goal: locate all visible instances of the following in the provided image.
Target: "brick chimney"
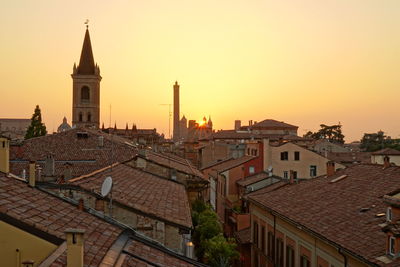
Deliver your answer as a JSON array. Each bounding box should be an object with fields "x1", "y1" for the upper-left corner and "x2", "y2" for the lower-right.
[
  {"x1": 326, "y1": 161, "x2": 336, "y2": 177},
  {"x1": 28, "y1": 161, "x2": 36, "y2": 187},
  {"x1": 0, "y1": 136, "x2": 10, "y2": 173},
  {"x1": 65, "y1": 229, "x2": 85, "y2": 267},
  {"x1": 384, "y1": 156, "x2": 391, "y2": 168},
  {"x1": 44, "y1": 154, "x2": 55, "y2": 177}
]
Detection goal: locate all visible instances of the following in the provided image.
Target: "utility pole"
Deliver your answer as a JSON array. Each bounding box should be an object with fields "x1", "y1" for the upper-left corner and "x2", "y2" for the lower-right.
[{"x1": 159, "y1": 104, "x2": 172, "y2": 139}]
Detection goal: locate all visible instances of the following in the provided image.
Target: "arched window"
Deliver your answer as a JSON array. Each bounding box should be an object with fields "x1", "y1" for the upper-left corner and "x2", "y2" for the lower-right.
[
  {"x1": 81, "y1": 86, "x2": 90, "y2": 102},
  {"x1": 79, "y1": 112, "x2": 83, "y2": 122},
  {"x1": 87, "y1": 112, "x2": 92, "y2": 122}
]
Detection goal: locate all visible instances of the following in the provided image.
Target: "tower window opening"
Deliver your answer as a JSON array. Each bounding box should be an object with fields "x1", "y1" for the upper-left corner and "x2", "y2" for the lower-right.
[
  {"x1": 87, "y1": 113, "x2": 92, "y2": 122},
  {"x1": 79, "y1": 112, "x2": 83, "y2": 122},
  {"x1": 81, "y1": 86, "x2": 90, "y2": 102}
]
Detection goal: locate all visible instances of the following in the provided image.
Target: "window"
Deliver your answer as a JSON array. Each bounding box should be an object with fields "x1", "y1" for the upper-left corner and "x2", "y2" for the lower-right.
[
  {"x1": 81, "y1": 86, "x2": 90, "y2": 102},
  {"x1": 261, "y1": 226, "x2": 266, "y2": 252},
  {"x1": 281, "y1": 151, "x2": 288, "y2": 161},
  {"x1": 300, "y1": 255, "x2": 310, "y2": 267},
  {"x1": 286, "y1": 245, "x2": 295, "y2": 267},
  {"x1": 267, "y1": 231, "x2": 274, "y2": 258},
  {"x1": 389, "y1": 236, "x2": 396, "y2": 255},
  {"x1": 275, "y1": 238, "x2": 284, "y2": 267},
  {"x1": 79, "y1": 112, "x2": 83, "y2": 122},
  {"x1": 249, "y1": 166, "x2": 255, "y2": 174},
  {"x1": 284, "y1": 171, "x2": 288, "y2": 179},
  {"x1": 247, "y1": 148, "x2": 250, "y2": 155},
  {"x1": 310, "y1": 165, "x2": 317, "y2": 177},
  {"x1": 293, "y1": 171, "x2": 298, "y2": 180},
  {"x1": 253, "y1": 222, "x2": 259, "y2": 247},
  {"x1": 294, "y1": 151, "x2": 300, "y2": 161},
  {"x1": 2, "y1": 141, "x2": 5, "y2": 148},
  {"x1": 387, "y1": 207, "x2": 393, "y2": 222},
  {"x1": 87, "y1": 112, "x2": 92, "y2": 122}
]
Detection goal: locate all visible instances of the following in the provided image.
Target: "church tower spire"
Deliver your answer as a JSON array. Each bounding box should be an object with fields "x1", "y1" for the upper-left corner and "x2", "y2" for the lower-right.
[{"x1": 71, "y1": 25, "x2": 102, "y2": 129}]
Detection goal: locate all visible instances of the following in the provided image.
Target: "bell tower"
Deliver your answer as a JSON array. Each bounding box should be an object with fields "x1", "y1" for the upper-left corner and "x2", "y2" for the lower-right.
[{"x1": 71, "y1": 25, "x2": 101, "y2": 129}]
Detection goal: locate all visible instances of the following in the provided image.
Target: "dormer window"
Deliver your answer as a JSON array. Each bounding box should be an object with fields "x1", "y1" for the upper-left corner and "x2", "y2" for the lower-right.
[{"x1": 387, "y1": 207, "x2": 393, "y2": 222}]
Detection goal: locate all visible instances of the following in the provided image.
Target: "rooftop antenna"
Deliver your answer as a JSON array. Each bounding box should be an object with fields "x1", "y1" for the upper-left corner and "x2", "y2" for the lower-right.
[
  {"x1": 159, "y1": 104, "x2": 172, "y2": 139},
  {"x1": 100, "y1": 176, "x2": 113, "y2": 217}
]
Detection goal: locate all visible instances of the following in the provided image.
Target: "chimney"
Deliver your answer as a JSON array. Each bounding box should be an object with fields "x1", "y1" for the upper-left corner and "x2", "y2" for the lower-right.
[
  {"x1": 326, "y1": 161, "x2": 335, "y2": 177},
  {"x1": 289, "y1": 170, "x2": 294, "y2": 184},
  {"x1": 384, "y1": 156, "x2": 391, "y2": 168},
  {"x1": 95, "y1": 198, "x2": 104, "y2": 211},
  {"x1": 65, "y1": 229, "x2": 85, "y2": 267},
  {"x1": 249, "y1": 120, "x2": 253, "y2": 126},
  {"x1": 63, "y1": 162, "x2": 72, "y2": 181},
  {"x1": 98, "y1": 136, "x2": 104, "y2": 147},
  {"x1": 0, "y1": 136, "x2": 10, "y2": 173},
  {"x1": 29, "y1": 161, "x2": 36, "y2": 187},
  {"x1": 78, "y1": 199, "x2": 84, "y2": 211},
  {"x1": 44, "y1": 155, "x2": 55, "y2": 177},
  {"x1": 138, "y1": 148, "x2": 148, "y2": 158}
]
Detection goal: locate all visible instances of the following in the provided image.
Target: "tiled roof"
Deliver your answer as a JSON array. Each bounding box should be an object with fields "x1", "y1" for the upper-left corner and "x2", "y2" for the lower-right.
[
  {"x1": 69, "y1": 162, "x2": 193, "y2": 228},
  {"x1": 250, "y1": 119, "x2": 298, "y2": 129},
  {"x1": 0, "y1": 172, "x2": 203, "y2": 266},
  {"x1": 9, "y1": 127, "x2": 137, "y2": 179},
  {"x1": 121, "y1": 239, "x2": 196, "y2": 267},
  {"x1": 237, "y1": 172, "x2": 269, "y2": 187},
  {"x1": 202, "y1": 156, "x2": 255, "y2": 173},
  {"x1": 326, "y1": 151, "x2": 371, "y2": 166},
  {"x1": 248, "y1": 164, "x2": 400, "y2": 266},
  {"x1": 372, "y1": 148, "x2": 400, "y2": 156},
  {"x1": 234, "y1": 227, "x2": 251, "y2": 244},
  {"x1": 210, "y1": 130, "x2": 305, "y2": 141},
  {"x1": 145, "y1": 151, "x2": 204, "y2": 179},
  {"x1": 0, "y1": 172, "x2": 122, "y2": 266}
]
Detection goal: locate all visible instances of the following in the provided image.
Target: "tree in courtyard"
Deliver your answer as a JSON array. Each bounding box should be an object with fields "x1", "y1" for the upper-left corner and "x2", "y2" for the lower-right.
[
  {"x1": 304, "y1": 124, "x2": 345, "y2": 144},
  {"x1": 25, "y1": 105, "x2": 47, "y2": 139},
  {"x1": 204, "y1": 234, "x2": 239, "y2": 267}
]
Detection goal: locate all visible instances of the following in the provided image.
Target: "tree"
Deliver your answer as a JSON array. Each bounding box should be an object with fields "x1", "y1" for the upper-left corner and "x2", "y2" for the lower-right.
[
  {"x1": 304, "y1": 124, "x2": 345, "y2": 144},
  {"x1": 204, "y1": 234, "x2": 239, "y2": 267},
  {"x1": 360, "y1": 131, "x2": 400, "y2": 152},
  {"x1": 25, "y1": 105, "x2": 47, "y2": 139}
]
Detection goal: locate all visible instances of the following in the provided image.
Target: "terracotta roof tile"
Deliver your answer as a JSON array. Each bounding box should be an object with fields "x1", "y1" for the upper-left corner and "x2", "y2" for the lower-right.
[
  {"x1": 248, "y1": 164, "x2": 400, "y2": 265},
  {"x1": 9, "y1": 127, "x2": 137, "y2": 179},
  {"x1": 202, "y1": 156, "x2": 255, "y2": 173},
  {"x1": 0, "y1": 173, "x2": 122, "y2": 266},
  {"x1": 70, "y1": 163, "x2": 192, "y2": 228},
  {"x1": 250, "y1": 119, "x2": 298, "y2": 129},
  {"x1": 372, "y1": 148, "x2": 400, "y2": 156}
]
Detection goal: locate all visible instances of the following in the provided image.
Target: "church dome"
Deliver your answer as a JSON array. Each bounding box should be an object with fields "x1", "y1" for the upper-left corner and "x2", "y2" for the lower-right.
[{"x1": 57, "y1": 117, "x2": 72, "y2": 133}]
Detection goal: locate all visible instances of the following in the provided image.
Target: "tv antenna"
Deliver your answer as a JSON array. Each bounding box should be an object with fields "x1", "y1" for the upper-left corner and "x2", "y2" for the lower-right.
[
  {"x1": 101, "y1": 176, "x2": 113, "y2": 216},
  {"x1": 159, "y1": 104, "x2": 172, "y2": 139}
]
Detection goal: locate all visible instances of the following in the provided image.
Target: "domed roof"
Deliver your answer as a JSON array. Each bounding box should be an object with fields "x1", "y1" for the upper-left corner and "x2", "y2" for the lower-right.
[{"x1": 57, "y1": 117, "x2": 72, "y2": 133}]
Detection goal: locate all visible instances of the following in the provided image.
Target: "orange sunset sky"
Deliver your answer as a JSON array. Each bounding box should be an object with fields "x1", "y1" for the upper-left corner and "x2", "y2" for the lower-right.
[{"x1": 1, "y1": 0, "x2": 399, "y2": 141}]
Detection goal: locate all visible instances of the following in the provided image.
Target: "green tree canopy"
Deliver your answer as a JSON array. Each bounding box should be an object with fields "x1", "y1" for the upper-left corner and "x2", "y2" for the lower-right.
[
  {"x1": 25, "y1": 105, "x2": 47, "y2": 140},
  {"x1": 304, "y1": 124, "x2": 345, "y2": 144},
  {"x1": 360, "y1": 131, "x2": 400, "y2": 152},
  {"x1": 204, "y1": 234, "x2": 240, "y2": 267}
]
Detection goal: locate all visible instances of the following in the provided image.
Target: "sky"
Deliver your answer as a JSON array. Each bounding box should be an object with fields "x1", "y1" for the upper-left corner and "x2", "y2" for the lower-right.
[{"x1": 1, "y1": 0, "x2": 399, "y2": 142}]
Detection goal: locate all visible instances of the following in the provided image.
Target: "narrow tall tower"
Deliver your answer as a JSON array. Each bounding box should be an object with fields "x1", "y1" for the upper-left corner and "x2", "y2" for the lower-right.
[
  {"x1": 71, "y1": 26, "x2": 102, "y2": 129},
  {"x1": 173, "y1": 81, "x2": 180, "y2": 141}
]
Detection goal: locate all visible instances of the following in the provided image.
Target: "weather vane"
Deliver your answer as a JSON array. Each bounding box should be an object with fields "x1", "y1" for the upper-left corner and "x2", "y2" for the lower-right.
[{"x1": 85, "y1": 19, "x2": 89, "y2": 29}]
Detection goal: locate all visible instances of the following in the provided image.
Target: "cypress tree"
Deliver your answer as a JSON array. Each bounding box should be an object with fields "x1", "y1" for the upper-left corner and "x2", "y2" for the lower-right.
[{"x1": 25, "y1": 105, "x2": 47, "y2": 139}]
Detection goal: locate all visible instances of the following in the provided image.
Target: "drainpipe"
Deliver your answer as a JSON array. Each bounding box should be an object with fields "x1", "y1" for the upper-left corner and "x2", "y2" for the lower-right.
[
  {"x1": 273, "y1": 214, "x2": 276, "y2": 266},
  {"x1": 338, "y1": 248, "x2": 348, "y2": 267}
]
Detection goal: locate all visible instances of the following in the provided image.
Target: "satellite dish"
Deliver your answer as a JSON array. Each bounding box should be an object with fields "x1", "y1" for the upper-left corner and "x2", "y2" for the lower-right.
[{"x1": 101, "y1": 176, "x2": 113, "y2": 197}]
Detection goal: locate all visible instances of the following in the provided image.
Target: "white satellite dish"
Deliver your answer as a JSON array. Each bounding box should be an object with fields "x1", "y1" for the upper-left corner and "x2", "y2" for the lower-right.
[{"x1": 101, "y1": 176, "x2": 113, "y2": 197}]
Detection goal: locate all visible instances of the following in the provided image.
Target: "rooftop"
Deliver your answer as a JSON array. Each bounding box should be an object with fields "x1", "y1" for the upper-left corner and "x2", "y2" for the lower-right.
[
  {"x1": 372, "y1": 148, "x2": 400, "y2": 156},
  {"x1": 248, "y1": 164, "x2": 400, "y2": 266},
  {"x1": 249, "y1": 119, "x2": 298, "y2": 129},
  {"x1": 69, "y1": 161, "x2": 193, "y2": 228},
  {"x1": 202, "y1": 156, "x2": 256, "y2": 173}
]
